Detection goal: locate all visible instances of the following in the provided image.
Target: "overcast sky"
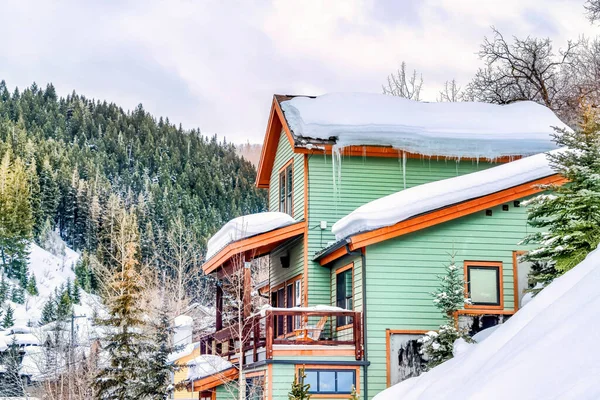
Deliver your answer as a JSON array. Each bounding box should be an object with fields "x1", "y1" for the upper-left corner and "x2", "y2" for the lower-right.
[{"x1": 1, "y1": 0, "x2": 597, "y2": 143}]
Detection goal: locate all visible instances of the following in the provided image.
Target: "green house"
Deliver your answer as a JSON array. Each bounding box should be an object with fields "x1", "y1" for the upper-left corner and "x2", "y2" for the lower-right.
[{"x1": 192, "y1": 93, "x2": 566, "y2": 399}]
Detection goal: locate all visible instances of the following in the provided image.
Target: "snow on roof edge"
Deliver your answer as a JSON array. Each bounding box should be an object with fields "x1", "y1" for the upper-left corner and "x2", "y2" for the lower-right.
[{"x1": 332, "y1": 150, "x2": 562, "y2": 240}]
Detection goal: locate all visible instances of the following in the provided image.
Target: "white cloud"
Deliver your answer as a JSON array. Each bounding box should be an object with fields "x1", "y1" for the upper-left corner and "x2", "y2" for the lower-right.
[{"x1": 0, "y1": 0, "x2": 597, "y2": 143}]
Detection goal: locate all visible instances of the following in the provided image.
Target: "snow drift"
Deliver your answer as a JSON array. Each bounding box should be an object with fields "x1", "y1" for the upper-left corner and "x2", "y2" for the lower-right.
[
  {"x1": 280, "y1": 93, "x2": 567, "y2": 159},
  {"x1": 374, "y1": 245, "x2": 600, "y2": 400},
  {"x1": 186, "y1": 354, "x2": 233, "y2": 381},
  {"x1": 206, "y1": 212, "x2": 296, "y2": 260},
  {"x1": 332, "y1": 150, "x2": 560, "y2": 240}
]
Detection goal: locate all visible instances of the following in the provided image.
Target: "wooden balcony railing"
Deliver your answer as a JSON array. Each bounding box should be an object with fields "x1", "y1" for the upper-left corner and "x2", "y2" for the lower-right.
[{"x1": 198, "y1": 309, "x2": 363, "y2": 364}]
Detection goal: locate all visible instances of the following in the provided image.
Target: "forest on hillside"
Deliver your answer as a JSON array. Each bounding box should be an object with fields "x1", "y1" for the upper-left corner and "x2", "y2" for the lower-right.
[{"x1": 0, "y1": 80, "x2": 266, "y2": 294}]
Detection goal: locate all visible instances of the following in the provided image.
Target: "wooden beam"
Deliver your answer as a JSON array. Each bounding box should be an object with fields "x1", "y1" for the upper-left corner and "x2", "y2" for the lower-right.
[{"x1": 215, "y1": 283, "x2": 223, "y2": 332}]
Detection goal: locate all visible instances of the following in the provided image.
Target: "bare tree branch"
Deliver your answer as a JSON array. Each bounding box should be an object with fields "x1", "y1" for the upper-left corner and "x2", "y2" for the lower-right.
[{"x1": 382, "y1": 61, "x2": 424, "y2": 100}]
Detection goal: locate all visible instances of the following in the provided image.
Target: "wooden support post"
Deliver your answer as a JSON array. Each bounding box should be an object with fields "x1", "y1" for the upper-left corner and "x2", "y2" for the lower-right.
[
  {"x1": 253, "y1": 318, "x2": 259, "y2": 363},
  {"x1": 216, "y1": 283, "x2": 223, "y2": 332},
  {"x1": 353, "y1": 312, "x2": 362, "y2": 360},
  {"x1": 266, "y1": 312, "x2": 273, "y2": 359},
  {"x1": 243, "y1": 263, "x2": 252, "y2": 318}
]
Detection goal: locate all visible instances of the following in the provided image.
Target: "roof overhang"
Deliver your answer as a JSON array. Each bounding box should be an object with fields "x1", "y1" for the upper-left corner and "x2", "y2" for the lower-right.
[
  {"x1": 202, "y1": 221, "x2": 306, "y2": 274},
  {"x1": 315, "y1": 174, "x2": 567, "y2": 266},
  {"x1": 256, "y1": 94, "x2": 522, "y2": 189},
  {"x1": 188, "y1": 367, "x2": 239, "y2": 392}
]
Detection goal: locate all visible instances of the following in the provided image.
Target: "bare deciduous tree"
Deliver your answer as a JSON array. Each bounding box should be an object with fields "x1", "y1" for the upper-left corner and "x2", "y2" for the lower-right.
[
  {"x1": 585, "y1": 0, "x2": 600, "y2": 23},
  {"x1": 382, "y1": 61, "x2": 424, "y2": 100},
  {"x1": 465, "y1": 26, "x2": 579, "y2": 115},
  {"x1": 438, "y1": 79, "x2": 464, "y2": 102}
]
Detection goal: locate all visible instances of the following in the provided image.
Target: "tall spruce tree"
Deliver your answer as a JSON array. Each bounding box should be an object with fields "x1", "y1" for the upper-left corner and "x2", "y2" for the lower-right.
[
  {"x1": 522, "y1": 106, "x2": 600, "y2": 288},
  {"x1": 289, "y1": 368, "x2": 311, "y2": 400},
  {"x1": 26, "y1": 273, "x2": 38, "y2": 295},
  {"x1": 2, "y1": 305, "x2": 14, "y2": 328},
  {"x1": 0, "y1": 338, "x2": 24, "y2": 396},
  {"x1": 40, "y1": 294, "x2": 57, "y2": 325}
]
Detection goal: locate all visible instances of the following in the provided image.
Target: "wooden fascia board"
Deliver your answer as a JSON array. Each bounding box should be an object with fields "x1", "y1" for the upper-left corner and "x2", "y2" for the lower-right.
[
  {"x1": 348, "y1": 174, "x2": 567, "y2": 251},
  {"x1": 202, "y1": 222, "x2": 306, "y2": 274},
  {"x1": 317, "y1": 245, "x2": 349, "y2": 266},
  {"x1": 190, "y1": 368, "x2": 239, "y2": 391},
  {"x1": 294, "y1": 145, "x2": 522, "y2": 163},
  {"x1": 255, "y1": 96, "x2": 296, "y2": 189}
]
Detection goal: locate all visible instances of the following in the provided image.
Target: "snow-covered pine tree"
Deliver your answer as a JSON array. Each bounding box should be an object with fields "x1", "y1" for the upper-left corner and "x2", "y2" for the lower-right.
[
  {"x1": 139, "y1": 301, "x2": 182, "y2": 399},
  {"x1": 0, "y1": 338, "x2": 24, "y2": 396},
  {"x1": 431, "y1": 253, "x2": 471, "y2": 317},
  {"x1": 0, "y1": 273, "x2": 8, "y2": 301},
  {"x1": 522, "y1": 105, "x2": 600, "y2": 289},
  {"x1": 26, "y1": 273, "x2": 38, "y2": 295},
  {"x1": 420, "y1": 253, "x2": 472, "y2": 369},
  {"x1": 72, "y1": 279, "x2": 81, "y2": 304},
  {"x1": 288, "y1": 367, "x2": 311, "y2": 400},
  {"x1": 40, "y1": 294, "x2": 57, "y2": 325},
  {"x1": 94, "y1": 211, "x2": 152, "y2": 399},
  {"x1": 11, "y1": 286, "x2": 24, "y2": 304},
  {"x1": 2, "y1": 304, "x2": 14, "y2": 328}
]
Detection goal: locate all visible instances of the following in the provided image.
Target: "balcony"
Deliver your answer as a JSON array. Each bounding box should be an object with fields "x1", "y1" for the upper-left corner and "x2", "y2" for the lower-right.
[{"x1": 198, "y1": 308, "x2": 363, "y2": 365}]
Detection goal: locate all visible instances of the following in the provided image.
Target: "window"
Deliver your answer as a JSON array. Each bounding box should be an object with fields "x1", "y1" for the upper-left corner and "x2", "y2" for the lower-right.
[
  {"x1": 279, "y1": 161, "x2": 293, "y2": 216},
  {"x1": 246, "y1": 376, "x2": 265, "y2": 400},
  {"x1": 271, "y1": 276, "x2": 302, "y2": 336},
  {"x1": 303, "y1": 369, "x2": 356, "y2": 394},
  {"x1": 336, "y1": 264, "x2": 353, "y2": 327},
  {"x1": 465, "y1": 262, "x2": 503, "y2": 307}
]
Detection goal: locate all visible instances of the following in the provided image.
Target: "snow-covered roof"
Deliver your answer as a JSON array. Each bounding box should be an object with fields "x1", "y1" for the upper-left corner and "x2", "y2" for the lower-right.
[
  {"x1": 167, "y1": 341, "x2": 200, "y2": 364},
  {"x1": 174, "y1": 315, "x2": 193, "y2": 328},
  {"x1": 280, "y1": 93, "x2": 567, "y2": 159},
  {"x1": 186, "y1": 354, "x2": 233, "y2": 381},
  {"x1": 332, "y1": 150, "x2": 559, "y2": 240},
  {"x1": 206, "y1": 212, "x2": 296, "y2": 260},
  {"x1": 374, "y1": 245, "x2": 600, "y2": 400},
  {"x1": 6, "y1": 333, "x2": 41, "y2": 346}
]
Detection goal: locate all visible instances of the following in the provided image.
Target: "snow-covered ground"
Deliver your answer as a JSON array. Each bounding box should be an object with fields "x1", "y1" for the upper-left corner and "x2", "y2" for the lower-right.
[
  {"x1": 375, "y1": 246, "x2": 600, "y2": 400},
  {"x1": 280, "y1": 93, "x2": 567, "y2": 159}
]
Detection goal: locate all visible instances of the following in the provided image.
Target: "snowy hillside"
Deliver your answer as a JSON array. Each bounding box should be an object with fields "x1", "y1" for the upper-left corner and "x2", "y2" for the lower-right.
[{"x1": 375, "y1": 246, "x2": 600, "y2": 400}]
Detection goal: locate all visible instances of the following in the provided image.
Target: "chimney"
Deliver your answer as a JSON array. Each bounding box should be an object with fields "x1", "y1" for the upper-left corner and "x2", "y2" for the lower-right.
[{"x1": 174, "y1": 315, "x2": 194, "y2": 347}]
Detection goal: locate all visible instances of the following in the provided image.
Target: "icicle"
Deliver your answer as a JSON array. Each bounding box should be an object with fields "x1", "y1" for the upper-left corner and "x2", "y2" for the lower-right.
[
  {"x1": 332, "y1": 145, "x2": 342, "y2": 205},
  {"x1": 402, "y1": 150, "x2": 407, "y2": 190}
]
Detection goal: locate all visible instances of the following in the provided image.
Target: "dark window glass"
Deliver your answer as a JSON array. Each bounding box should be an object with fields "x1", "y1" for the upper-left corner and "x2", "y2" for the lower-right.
[
  {"x1": 286, "y1": 284, "x2": 293, "y2": 333},
  {"x1": 279, "y1": 164, "x2": 293, "y2": 216},
  {"x1": 467, "y1": 266, "x2": 500, "y2": 306},
  {"x1": 303, "y1": 370, "x2": 356, "y2": 394},
  {"x1": 336, "y1": 268, "x2": 353, "y2": 327}
]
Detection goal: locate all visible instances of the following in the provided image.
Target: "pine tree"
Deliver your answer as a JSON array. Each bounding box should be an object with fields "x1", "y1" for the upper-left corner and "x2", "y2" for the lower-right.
[
  {"x1": 289, "y1": 367, "x2": 311, "y2": 400},
  {"x1": 522, "y1": 106, "x2": 600, "y2": 289},
  {"x1": 11, "y1": 287, "x2": 24, "y2": 304},
  {"x1": 72, "y1": 279, "x2": 81, "y2": 304},
  {"x1": 0, "y1": 273, "x2": 8, "y2": 302},
  {"x1": 2, "y1": 305, "x2": 15, "y2": 328},
  {"x1": 139, "y1": 301, "x2": 182, "y2": 399},
  {"x1": 431, "y1": 253, "x2": 470, "y2": 317},
  {"x1": 0, "y1": 338, "x2": 24, "y2": 396},
  {"x1": 94, "y1": 212, "x2": 151, "y2": 399},
  {"x1": 40, "y1": 295, "x2": 57, "y2": 325},
  {"x1": 56, "y1": 287, "x2": 72, "y2": 321},
  {"x1": 26, "y1": 273, "x2": 38, "y2": 296},
  {"x1": 349, "y1": 386, "x2": 359, "y2": 400}
]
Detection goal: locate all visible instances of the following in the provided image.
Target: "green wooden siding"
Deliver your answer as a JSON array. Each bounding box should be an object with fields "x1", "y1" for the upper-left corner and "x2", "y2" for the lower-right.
[
  {"x1": 363, "y1": 198, "x2": 539, "y2": 398},
  {"x1": 269, "y1": 237, "x2": 304, "y2": 290},
  {"x1": 268, "y1": 129, "x2": 304, "y2": 220},
  {"x1": 330, "y1": 255, "x2": 363, "y2": 340},
  {"x1": 307, "y1": 154, "x2": 498, "y2": 307}
]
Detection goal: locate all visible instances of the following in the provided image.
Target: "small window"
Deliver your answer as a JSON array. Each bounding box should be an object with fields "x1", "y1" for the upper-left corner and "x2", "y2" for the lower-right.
[
  {"x1": 246, "y1": 376, "x2": 264, "y2": 400},
  {"x1": 303, "y1": 369, "x2": 355, "y2": 394},
  {"x1": 279, "y1": 162, "x2": 293, "y2": 216},
  {"x1": 466, "y1": 262, "x2": 502, "y2": 307},
  {"x1": 336, "y1": 265, "x2": 353, "y2": 327}
]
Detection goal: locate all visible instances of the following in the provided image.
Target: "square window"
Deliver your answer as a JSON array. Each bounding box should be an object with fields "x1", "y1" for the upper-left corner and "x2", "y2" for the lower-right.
[
  {"x1": 318, "y1": 371, "x2": 336, "y2": 392},
  {"x1": 336, "y1": 371, "x2": 355, "y2": 393},
  {"x1": 303, "y1": 369, "x2": 356, "y2": 394},
  {"x1": 467, "y1": 264, "x2": 501, "y2": 306},
  {"x1": 304, "y1": 370, "x2": 318, "y2": 392}
]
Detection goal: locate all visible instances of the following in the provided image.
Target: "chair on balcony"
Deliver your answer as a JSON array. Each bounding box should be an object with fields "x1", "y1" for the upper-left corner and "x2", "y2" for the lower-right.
[{"x1": 292, "y1": 315, "x2": 328, "y2": 342}]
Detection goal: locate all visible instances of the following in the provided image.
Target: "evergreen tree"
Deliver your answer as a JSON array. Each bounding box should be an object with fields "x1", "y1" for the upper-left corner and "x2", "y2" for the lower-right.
[
  {"x1": 10, "y1": 287, "x2": 24, "y2": 304},
  {"x1": 349, "y1": 386, "x2": 359, "y2": 400},
  {"x1": 72, "y1": 279, "x2": 81, "y2": 304},
  {"x1": 289, "y1": 368, "x2": 311, "y2": 400},
  {"x1": 0, "y1": 338, "x2": 24, "y2": 396},
  {"x1": 522, "y1": 106, "x2": 600, "y2": 289},
  {"x1": 56, "y1": 287, "x2": 72, "y2": 321},
  {"x1": 139, "y1": 301, "x2": 182, "y2": 399},
  {"x1": 26, "y1": 273, "x2": 38, "y2": 296},
  {"x1": 431, "y1": 253, "x2": 470, "y2": 317},
  {"x1": 2, "y1": 305, "x2": 14, "y2": 328},
  {"x1": 40, "y1": 294, "x2": 57, "y2": 325},
  {"x1": 94, "y1": 212, "x2": 151, "y2": 399},
  {"x1": 0, "y1": 273, "x2": 8, "y2": 302}
]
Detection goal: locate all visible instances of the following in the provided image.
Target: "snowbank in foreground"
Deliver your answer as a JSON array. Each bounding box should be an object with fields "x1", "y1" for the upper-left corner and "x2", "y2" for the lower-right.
[
  {"x1": 333, "y1": 150, "x2": 560, "y2": 240},
  {"x1": 206, "y1": 212, "x2": 295, "y2": 260},
  {"x1": 280, "y1": 93, "x2": 566, "y2": 159},
  {"x1": 374, "y1": 246, "x2": 600, "y2": 400}
]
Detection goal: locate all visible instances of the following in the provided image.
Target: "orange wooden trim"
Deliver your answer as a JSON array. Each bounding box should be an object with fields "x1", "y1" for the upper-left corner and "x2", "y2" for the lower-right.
[
  {"x1": 273, "y1": 348, "x2": 356, "y2": 357},
  {"x1": 267, "y1": 364, "x2": 273, "y2": 400},
  {"x1": 385, "y1": 329, "x2": 430, "y2": 387},
  {"x1": 270, "y1": 273, "x2": 303, "y2": 293},
  {"x1": 277, "y1": 158, "x2": 295, "y2": 217},
  {"x1": 348, "y1": 175, "x2": 567, "y2": 251},
  {"x1": 245, "y1": 370, "x2": 266, "y2": 379},
  {"x1": 319, "y1": 246, "x2": 349, "y2": 266},
  {"x1": 512, "y1": 250, "x2": 528, "y2": 311},
  {"x1": 336, "y1": 324, "x2": 353, "y2": 331},
  {"x1": 335, "y1": 262, "x2": 353, "y2": 275},
  {"x1": 303, "y1": 154, "x2": 309, "y2": 307},
  {"x1": 274, "y1": 98, "x2": 296, "y2": 149},
  {"x1": 202, "y1": 222, "x2": 306, "y2": 274},
  {"x1": 457, "y1": 309, "x2": 516, "y2": 316},
  {"x1": 294, "y1": 145, "x2": 522, "y2": 163},
  {"x1": 295, "y1": 364, "x2": 360, "y2": 395},
  {"x1": 464, "y1": 261, "x2": 504, "y2": 310},
  {"x1": 190, "y1": 367, "x2": 239, "y2": 391}
]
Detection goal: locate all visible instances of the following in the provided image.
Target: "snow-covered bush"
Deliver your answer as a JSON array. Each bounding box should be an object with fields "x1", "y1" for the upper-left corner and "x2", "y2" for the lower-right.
[
  {"x1": 431, "y1": 255, "x2": 471, "y2": 316},
  {"x1": 419, "y1": 324, "x2": 473, "y2": 369}
]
